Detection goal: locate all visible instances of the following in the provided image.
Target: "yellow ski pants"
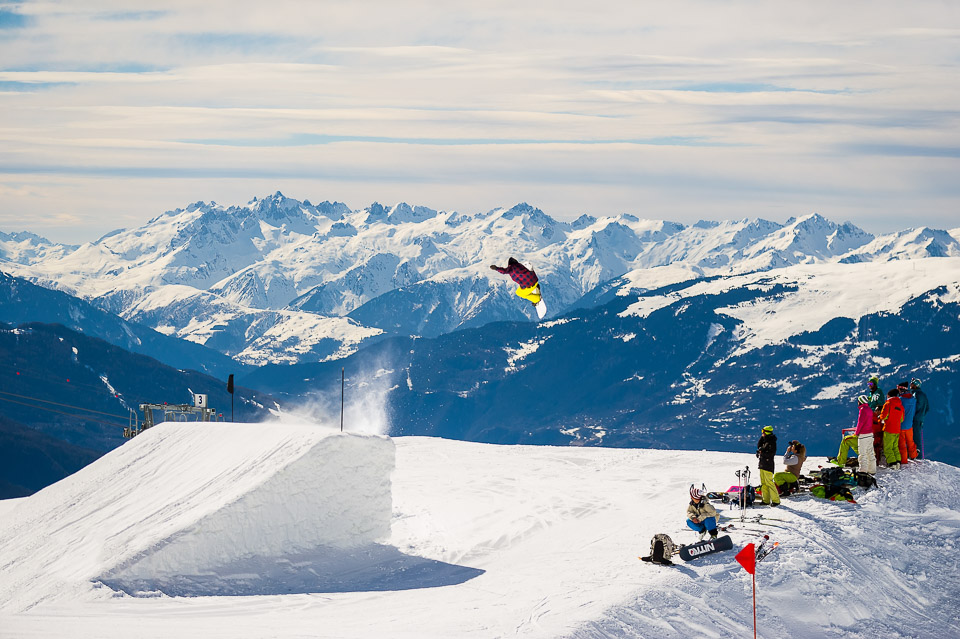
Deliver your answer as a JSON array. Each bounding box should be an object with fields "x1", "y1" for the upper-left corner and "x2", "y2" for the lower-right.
[
  {"x1": 515, "y1": 283, "x2": 541, "y2": 304},
  {"x1": 759, "y1": 469, "x2": 780, "y2": 505}
]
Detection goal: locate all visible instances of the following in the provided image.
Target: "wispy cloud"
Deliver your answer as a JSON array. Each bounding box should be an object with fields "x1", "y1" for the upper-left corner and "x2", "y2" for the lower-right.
[{"x1": 1, "y1": 1, "x2": 959, "y2": 238}]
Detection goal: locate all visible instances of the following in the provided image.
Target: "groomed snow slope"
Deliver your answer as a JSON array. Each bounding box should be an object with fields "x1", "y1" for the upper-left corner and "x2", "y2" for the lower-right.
[
  {"x1": 2, "y1": 436, "x2": 959, "y2": 638},
  {"x1": 0, "y1": 423, "x2": 394, "y2": 613}
]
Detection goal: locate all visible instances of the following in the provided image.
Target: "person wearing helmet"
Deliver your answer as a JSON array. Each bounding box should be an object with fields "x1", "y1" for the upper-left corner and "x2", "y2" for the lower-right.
[
  {"x1": 756, "y1": 425, "x2": 780, "y2": 506},
  {"x1": 854, "y1": 394, "x2": 877, "y2": 474},
  {"x1": 911, "y1": 379, "x2": 929, "y2": 458},
  {"x1": 685, "y1": 485, "x2": 719, "y2": 540},
  {"x1": 898, "y1": 381, "x2": 919, "y2": 463},
  {"x1": 879, "y1": 389, "x2": 904, "y2": 469}
]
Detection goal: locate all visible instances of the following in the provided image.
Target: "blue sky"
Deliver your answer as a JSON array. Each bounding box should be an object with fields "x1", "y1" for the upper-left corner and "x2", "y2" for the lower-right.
[{"x1": 1, "y1": 1, "x2": 959, "y2": 242}]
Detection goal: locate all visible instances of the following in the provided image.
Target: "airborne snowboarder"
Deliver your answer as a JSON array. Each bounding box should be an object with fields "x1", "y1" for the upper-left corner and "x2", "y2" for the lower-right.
[{"x1": 490, "y1": 257, "x2": 546, "y2": 319}]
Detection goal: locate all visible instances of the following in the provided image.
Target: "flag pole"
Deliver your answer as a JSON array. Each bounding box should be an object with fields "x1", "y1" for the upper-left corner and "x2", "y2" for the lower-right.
[
  {"x1": 340, "y1": 367, "x2": 344, "y2": 432},
  {"x1": 752, "y1": 571, "x2": 757, "y2": 639}
]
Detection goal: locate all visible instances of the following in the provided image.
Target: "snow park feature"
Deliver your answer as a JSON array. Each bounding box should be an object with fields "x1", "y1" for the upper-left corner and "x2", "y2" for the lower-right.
[
  {"x1": 3, "y1": 436, "x2": 960, "y2": 638},
  {"x1": 0, "y1": 422, "x2": 397, "y2": 611}
]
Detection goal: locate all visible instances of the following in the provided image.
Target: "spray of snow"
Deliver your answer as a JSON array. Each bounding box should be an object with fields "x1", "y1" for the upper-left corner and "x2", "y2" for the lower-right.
[{"x1": 270, "y1": 358, "x2": 395, "y2": 436}]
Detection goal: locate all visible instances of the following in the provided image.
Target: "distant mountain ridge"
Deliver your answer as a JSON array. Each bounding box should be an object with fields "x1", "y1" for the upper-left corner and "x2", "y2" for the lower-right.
[
  {"x1": 242, "y1": 258, "x2": 960, "y2": 463},
  {"x1": 3, "y1": 193, "x2": 960, "y2": 367}
]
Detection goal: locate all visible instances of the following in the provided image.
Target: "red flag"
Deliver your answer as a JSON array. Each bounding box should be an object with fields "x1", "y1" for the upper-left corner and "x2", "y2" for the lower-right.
[{"x1": 736, "y1": 543, "x2": 756, "y2": 575}]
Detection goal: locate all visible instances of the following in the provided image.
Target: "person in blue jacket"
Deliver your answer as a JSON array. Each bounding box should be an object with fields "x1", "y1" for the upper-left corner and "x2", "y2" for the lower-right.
[
  {"x1": 910, "y1": 378, "x2": 930, "y2": 458},
  {"x1": 898, "y1": 381, "x2": 918, "y2": 462}
]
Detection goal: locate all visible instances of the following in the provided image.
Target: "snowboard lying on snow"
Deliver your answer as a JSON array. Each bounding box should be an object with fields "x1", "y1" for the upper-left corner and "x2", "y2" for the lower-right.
[
  {"x1": 640, "y1": 534, "x2": 734, "y2": 565},
  {"x1": 677, "y1": 534, "x2": 733, "y2": 561}
]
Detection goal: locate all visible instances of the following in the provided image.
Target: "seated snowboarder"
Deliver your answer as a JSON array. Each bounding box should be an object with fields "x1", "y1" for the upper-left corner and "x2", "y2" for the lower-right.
[
  {"x1": 686, "y1": 485, "x2": 719, "y2": 540},
  {"x1": 774, "y1": 440, "x2": 805, "y2": 496},
  {"x1": 830, "y1": 429, "x2": 859, "y2": 467},
  {"x1": 490, "y1": 257, "x2": 541, "y2": 305}
]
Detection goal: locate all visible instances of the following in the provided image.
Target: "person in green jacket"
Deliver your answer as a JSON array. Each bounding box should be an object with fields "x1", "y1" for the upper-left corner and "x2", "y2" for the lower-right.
[{"x1": 866, "y1": 376, "x2": 884, "y2": 411}]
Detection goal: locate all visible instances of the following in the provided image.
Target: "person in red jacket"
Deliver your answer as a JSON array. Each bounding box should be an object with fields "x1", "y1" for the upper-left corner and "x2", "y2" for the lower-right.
[
  {"x1": 490, "y1": 257, "x2": 541, "y2": 305},
  {"x1": 879, "y1": 389, "x2": 904, "y2": 469}
]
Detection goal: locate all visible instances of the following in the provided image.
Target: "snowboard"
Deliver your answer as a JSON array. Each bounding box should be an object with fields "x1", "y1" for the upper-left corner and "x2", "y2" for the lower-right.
[
  {"x1": 677, "y1": 535, "x2": 734, "y2": 561},
  {"x1": 535, "y1": 298, "x2": 547, "y2": 320}
]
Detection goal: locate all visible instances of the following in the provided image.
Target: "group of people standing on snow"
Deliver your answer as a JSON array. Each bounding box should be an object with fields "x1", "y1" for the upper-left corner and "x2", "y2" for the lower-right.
[
  {"x1": 684, "y1": 425, "x2": 805, "y2": 538},
  {"x1": 680, "y1": 377, "x2": 932, "y2": 543},
  {"x1": 834, "y1": 377, "x2": 930, "y2": 475}
]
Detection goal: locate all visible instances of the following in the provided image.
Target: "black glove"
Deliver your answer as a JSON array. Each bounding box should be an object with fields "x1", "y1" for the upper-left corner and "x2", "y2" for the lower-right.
[{"x1": 490, "y1": 265, "x2": 498, "y2": 270}]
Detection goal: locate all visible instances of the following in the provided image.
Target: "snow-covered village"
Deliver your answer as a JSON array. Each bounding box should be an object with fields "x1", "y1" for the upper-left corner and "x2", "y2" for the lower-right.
[{"x1": 2, "y1": 3, "x2": 960, "y2": 639}]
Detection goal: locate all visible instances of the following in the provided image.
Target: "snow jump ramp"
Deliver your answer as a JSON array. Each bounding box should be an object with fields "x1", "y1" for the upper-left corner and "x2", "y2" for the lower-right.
[{"x1": 0, "y1": 422, "x2": 477, "y2": 609}]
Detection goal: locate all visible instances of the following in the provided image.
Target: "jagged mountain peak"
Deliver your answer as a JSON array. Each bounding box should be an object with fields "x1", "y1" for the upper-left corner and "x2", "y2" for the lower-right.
[
  {"x1": 386, "y1": 203, "x2": 439, "y2": 225},
  {"x1": 500, "y1": 202, "x2": 550, "y2": 221},
  {"x1": 839, "y1": 226, "x2": 960, "y2": 263},
  {"x1": 571, "y1": 214, "x2": 597, "y2": 230},
  {"x1": 0, "y1": 230, "x2": 79, "y2": 265}
]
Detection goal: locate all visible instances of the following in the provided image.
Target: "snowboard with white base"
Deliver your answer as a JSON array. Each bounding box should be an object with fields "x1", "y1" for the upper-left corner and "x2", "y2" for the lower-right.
[{"x1": 535, "y1": 299, "x2": 547, "y2": 320}]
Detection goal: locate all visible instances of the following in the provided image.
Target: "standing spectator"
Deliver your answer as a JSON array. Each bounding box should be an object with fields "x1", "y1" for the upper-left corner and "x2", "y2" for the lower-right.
[
  {"x1": 911, "y1": 379, "x2": 930, "y2": 459},
  {"x1": 879, "y1": 389, "x2": 904, "y2": 469},
  {"x1": 854, "y1": 395, "x2": 877, "y2": 474},
  {"x1": 756, "y1": 426, "x2": 780, "y2": 506},
  {"x1": 866, "y1": 376, "x2": 885, "y2": 411},
  {"x1": 898, "y1": 382, "x2": 919, "y2": 463}
]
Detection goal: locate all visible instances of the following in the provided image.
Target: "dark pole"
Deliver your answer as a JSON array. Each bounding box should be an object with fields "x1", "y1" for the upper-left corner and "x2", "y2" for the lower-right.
[
  {"x1": 340, "y1": 367, "x2": 344, "y2": 432},
  {"x1": 227, "y1": 374, "x2": 235, "y2": 422}
]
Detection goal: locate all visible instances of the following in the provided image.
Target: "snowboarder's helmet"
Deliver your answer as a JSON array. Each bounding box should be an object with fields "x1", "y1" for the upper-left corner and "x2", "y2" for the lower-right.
[
  {"x1": 868, "y1": 376, "x2": 879, "y2": 385},
  {"x1": 689, "y1": 485, "x2": 704, "y2": 500},
  {"x1": 762, "y1": 425, "x2": 773, "y2": 433},
  {"x1": 911, "y1": 378, "x2": 922, "y2": 388},
  {"x1": 857, "y1": 395, "x2": 869, "y2": 405}
]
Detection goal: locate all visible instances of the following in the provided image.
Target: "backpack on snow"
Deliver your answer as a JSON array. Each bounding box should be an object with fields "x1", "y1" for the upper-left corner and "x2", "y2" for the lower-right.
[
  {"x1": 818, "y1": 466, "x2": 848, "y2": 487},
  {"x1": 854, "y1": 471, "x2": 878, "y2": 490},
  {"x1": 811, "y1": 484, "x2": 857, "y2": 503}
]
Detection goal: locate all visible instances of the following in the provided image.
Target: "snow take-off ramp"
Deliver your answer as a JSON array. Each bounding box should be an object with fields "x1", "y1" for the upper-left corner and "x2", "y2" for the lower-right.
[{"x1": 0, "y1": 422, "x2": 432, "y2": 610}]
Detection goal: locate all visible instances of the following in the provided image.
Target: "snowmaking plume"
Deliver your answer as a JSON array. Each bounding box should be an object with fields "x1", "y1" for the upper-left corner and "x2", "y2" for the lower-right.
[{"x1": 266, "y1": 358, "x2": 394, "y2": 436}]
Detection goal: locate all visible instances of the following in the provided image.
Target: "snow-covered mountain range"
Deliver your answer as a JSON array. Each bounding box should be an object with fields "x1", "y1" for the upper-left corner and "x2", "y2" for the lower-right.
[
  {"x1": 3, "y1": 195, "x2": 959, "y2": 470},
  {"x1": 3, "y1": 193, "x2": 959, "y2": 366}
]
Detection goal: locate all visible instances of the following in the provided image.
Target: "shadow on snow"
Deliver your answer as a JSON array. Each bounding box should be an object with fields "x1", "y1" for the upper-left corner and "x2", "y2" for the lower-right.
[{"x1": 97, "y1": 543, "x2": 484, "y2": 597}]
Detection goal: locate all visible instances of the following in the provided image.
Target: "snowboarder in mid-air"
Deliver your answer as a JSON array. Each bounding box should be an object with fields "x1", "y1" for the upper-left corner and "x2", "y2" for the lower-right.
[{"x1": 490, "y1": 257, "x2": 546, "y2": 319}]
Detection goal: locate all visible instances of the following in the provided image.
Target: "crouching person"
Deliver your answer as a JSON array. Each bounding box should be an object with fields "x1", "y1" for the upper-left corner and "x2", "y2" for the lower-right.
[
  {"x1": 686, "y1": 485, "x2": 719, "y2": 540},
  {"x1": 775, "y1": 440, "x2": 807, "y2": 496}
]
